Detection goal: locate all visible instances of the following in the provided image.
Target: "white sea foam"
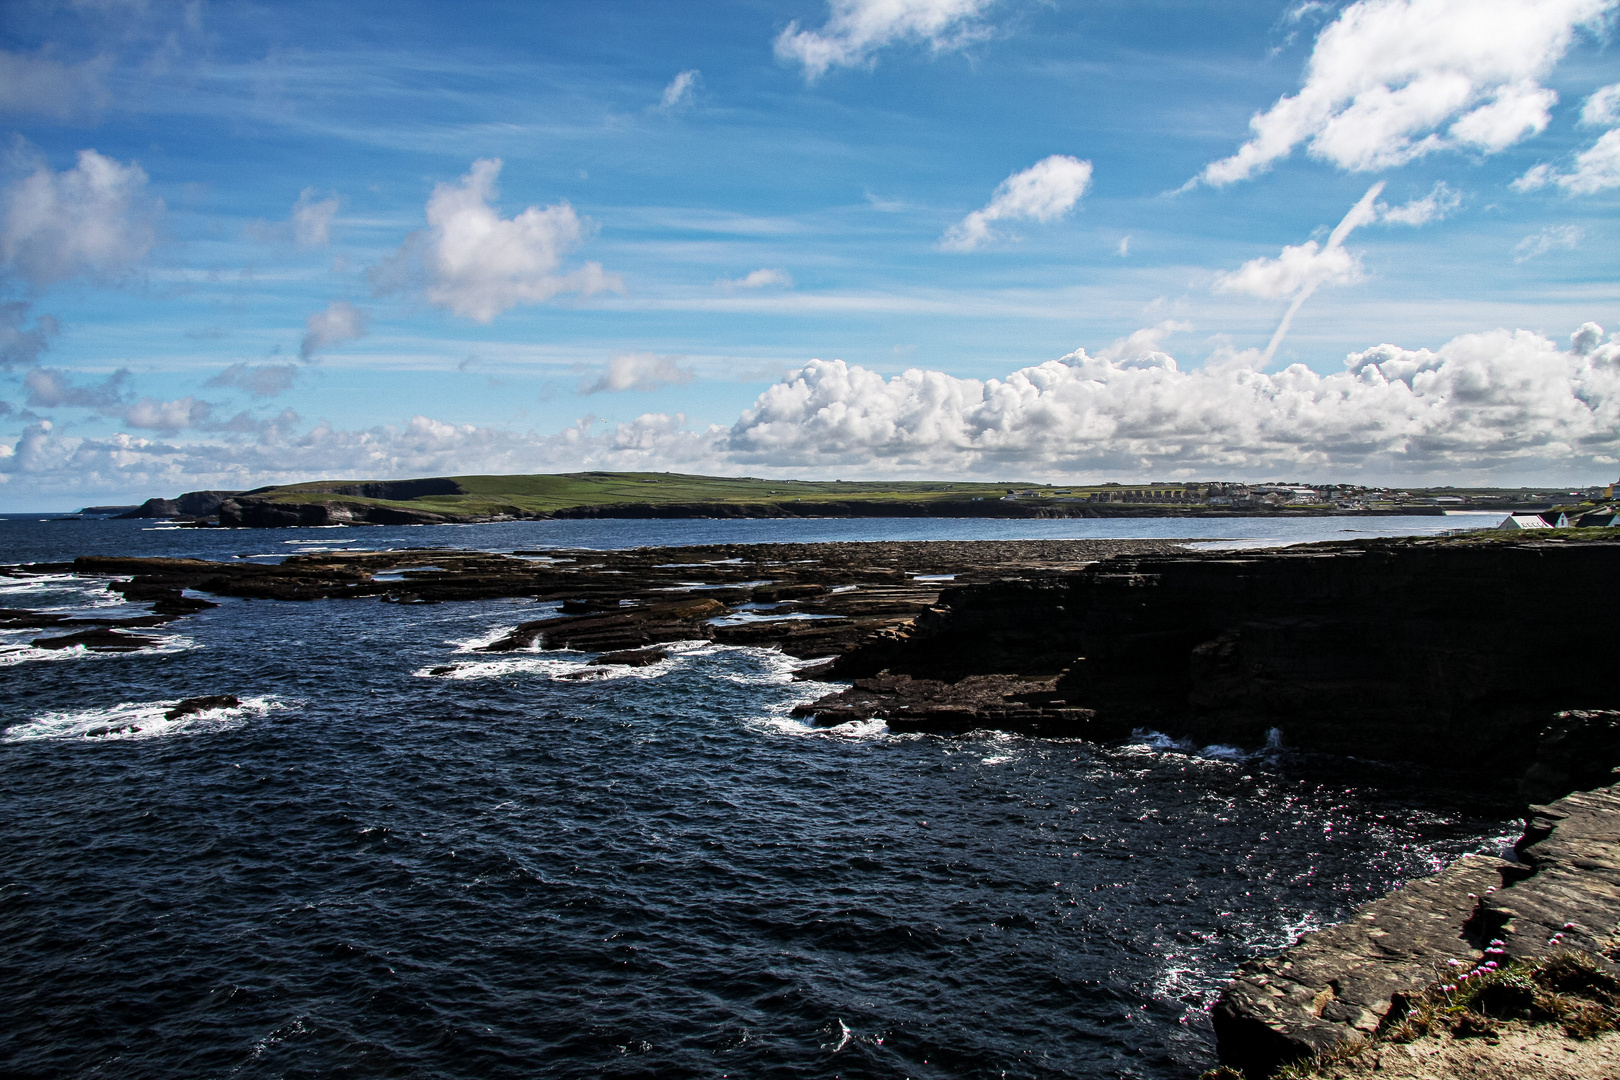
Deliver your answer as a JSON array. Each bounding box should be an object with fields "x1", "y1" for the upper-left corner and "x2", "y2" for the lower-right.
[
  {"x1": 414, "y1": 642, "x2": 700, "y2": 683},
  {"x1": 0, "y1": 632, "x2": 199, "y2": 667},
  {"x1": 2, "y1": 695, "x2": 281, "y2": 743},
  {"x1": 752, "y1": 713, "x2": 891, "y2": 740}
]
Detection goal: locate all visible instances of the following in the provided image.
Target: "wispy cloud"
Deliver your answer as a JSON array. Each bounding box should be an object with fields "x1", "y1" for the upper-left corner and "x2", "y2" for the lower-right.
[
  {"x1": 715, "y1": 268, "x2": 792, "y2": 290},
  {"x1": 1513, "y1": 224, "x2": 1583, "y2": 262},
  {"x1": 940, "y1": 155, "x2": 1092, "y2": 252},
  {"x1": 579, "y1": 353, "x2": 695, "y2": 393},
  {"x1": 776, "y1": 0, "x2": 998, "y2": 81},
  {"x1": 300, "y1": 301, "x2": 369, "y2": 360},
  {"x1": 659, "y1": 69, "x2": 701, "y2": 111}
]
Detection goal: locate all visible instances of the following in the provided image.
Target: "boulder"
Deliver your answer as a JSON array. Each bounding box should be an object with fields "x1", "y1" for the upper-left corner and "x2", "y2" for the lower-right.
[{"x1": 589, "y1": 647, "x2": 669, "y2": 667}]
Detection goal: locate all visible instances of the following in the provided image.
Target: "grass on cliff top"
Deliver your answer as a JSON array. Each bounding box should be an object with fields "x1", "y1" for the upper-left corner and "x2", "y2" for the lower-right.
[
  {"x1": 1204, "y1": 950, "x2": 1620, "y2": 1080},
  {"x1": 253, "y1": 472, "x2": 1122, "y2": 514}
]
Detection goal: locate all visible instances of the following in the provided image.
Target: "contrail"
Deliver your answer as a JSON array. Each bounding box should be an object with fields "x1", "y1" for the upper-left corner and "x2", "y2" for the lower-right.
[{"x1": 1259, "y1": 181, "x2": 1385, "y2": 367}]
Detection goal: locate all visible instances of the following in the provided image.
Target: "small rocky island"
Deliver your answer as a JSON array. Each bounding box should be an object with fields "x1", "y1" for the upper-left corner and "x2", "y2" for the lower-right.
[{"x1": 7, "y1": 529, "x2": 1619, "y2": 1077}]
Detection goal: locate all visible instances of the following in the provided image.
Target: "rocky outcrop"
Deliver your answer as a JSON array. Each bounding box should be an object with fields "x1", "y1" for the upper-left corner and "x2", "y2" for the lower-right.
[
  {"x1": 792, "y1": 673, "x2": 1104, "y2": 736},
  {"x1": 164, "y1": 695, "x2": 240, "y2": 720},
  {"x1": 46, "y1": 540, "x2": 1181, "y2": 661},
  {"x1": 117, "y1": 490, "x2": 240, "y2": 519},
  {"x1": 1213, "y1": 855, "x2": 1511, "y2": 1076},
  {"x1": 479, "y1": 598, "x2": 727, "y2": 653},
  {"x1": 1214, "y1": 782, "x2": 1620, "y2": 1076},
  {"x1": 216, "y1": 497, "x2": 464, "y2": 527},
  {"x1": 30, "y1": 627, "x2": 161, "y2": 651},
  {"x1": 1520, "y1": 711, "x2": 1620, "y2": 805},
  {"x1": 816, "y1": 537, "x2": 1620, "y2": 772}
]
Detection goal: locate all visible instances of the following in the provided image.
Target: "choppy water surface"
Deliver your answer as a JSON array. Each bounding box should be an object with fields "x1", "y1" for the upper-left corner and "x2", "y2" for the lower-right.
[{"x1": 1, "y1": 517, "x2": 1511, "y2": 1078}]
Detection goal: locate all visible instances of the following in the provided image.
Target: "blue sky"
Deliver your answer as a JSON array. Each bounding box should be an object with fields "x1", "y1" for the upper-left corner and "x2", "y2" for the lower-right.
[{"x1": 1, "y1": 0, "x2": 1617, "y2": 508}]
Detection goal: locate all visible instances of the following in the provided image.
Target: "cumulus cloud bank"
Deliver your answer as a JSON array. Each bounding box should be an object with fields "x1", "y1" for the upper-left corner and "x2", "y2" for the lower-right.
[
  {"x1": 940, "y1": 155, "x2": 1092, "y2": 252},
  {"x1": 0, "y1": 411, "x2": 719, "y2": 501},
  {"x1": 1198, "y1": 0, "x2": 1612, "y2": 186},
  {"x1": 726, "y1": 323, "x2": 1620, "y2": 479},
  {"x1": 776, "y1": 0, "x2": 996, "y2": 80},
  {"x1": 370, "y1": 159, "x2": 622, "y2": 323},
  {"x1": 9, "y1": 323, "x2": 1619, "y2": 498}
]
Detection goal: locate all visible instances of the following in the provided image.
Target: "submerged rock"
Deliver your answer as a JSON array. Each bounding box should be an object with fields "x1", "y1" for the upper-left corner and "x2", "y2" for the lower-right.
[
  {"x1": 31, "y1": 628, "x2": 160, "y2": 652},
  {"x1": 479, "y1": 597, "x2": 727, "y2": 654},
  {"x1": 589, "y1": 647, "x2": 669, "y2": 667},
  {"x1": 164, "y1": 695, "x2": 240, "y2": 720}
]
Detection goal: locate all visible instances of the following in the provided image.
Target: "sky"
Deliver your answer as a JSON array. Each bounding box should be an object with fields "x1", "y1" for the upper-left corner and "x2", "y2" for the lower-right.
[{"x1": 1, "y1": 0, "x2": 1618, "y2": 509}]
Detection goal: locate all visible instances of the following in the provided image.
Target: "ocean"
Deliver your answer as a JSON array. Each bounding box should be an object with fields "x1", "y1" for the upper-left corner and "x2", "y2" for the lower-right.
[{"x1": 2, "y1": 515, "x2": 1513, "y2": 1079}]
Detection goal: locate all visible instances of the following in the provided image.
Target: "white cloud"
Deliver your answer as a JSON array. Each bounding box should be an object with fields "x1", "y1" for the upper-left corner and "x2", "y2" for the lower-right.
[
  {"x1": 299, "y1": 300, "x2": 369, "y2": 360},
  {"x1": 1376, "y1": 180, "x2": 1462, "y2": 225},
  {"x1": 579, "y1": 353, "x2": 695, "y2": 394},
  {"x1": 1215, "y1": 239, "x2": 1365, "y2": 300},
  {"x1": 776, "y1": 0, "x2": 997, "y2": 80},
  {"x1": 2, "y1": 148, "x2": 161, "y2": 291},
  {"x1": 1513, "y1": 224, "x2": 1583, "y2": 261},
  {"x1": 1557, "y1": 127, "x2": 1620, "y2": 193},
  {"x1": 1214, "y1": 184, "x2": 1383, "y2": 364},
  {"x1": 371, "y1": 159, "x2": 623, "y2": 323},
  {"x1": 123, "y1": 396, "x2": 213, "y2": 431},
  {"x1": 940, "y1": 155, "x2": 1093, "y2": 252},
  {"x1": 0, "y1": 411, "x2": 724, "y2": 501},
  {"x1": 23, "y1": 366, "x2": 131, "y2": 411},
  {"x1": 7, "y1": 322, "x2": 1620, "y2": 499},
  {"x1": 716, "y1": 268, "x2": 793, "y2": 290},
  {"x1": 1197, "y1": 0, "x2": 1611, "y2": 186},
  {"x1": 291, "y1": 188, "x2": 339, "y2": 247},
  {"x1": 0, "y1": 51, "x2": 113, "y2": 120},
  {"x1": 724, "y1": 323, "x2": 1620, "y2": 478},
  {"x1": 1579, "y1": 81, "x2": 1620, "y2": 127},
  {"x1": 205, "y1": 362, "x2": 299, "y2": 398},
  {"x1": 1511, "y1": 162, "x2": 1555, "y2": 192},
  {"x1": 18, "y1": 365, "x2": 225, "y2": 432},
  {"x1": 1213, "y1": 182, "x2": 1456, "y2": 365},
  {"x1": 0, "y1": 301, "x2": 57, "y2": 368},
  {"x1": 660, "y1": 69, "x2": 701, "y2": 110},
  {"x1": 1514, "y1": 127, "x2": 1620, "y2": 194}
]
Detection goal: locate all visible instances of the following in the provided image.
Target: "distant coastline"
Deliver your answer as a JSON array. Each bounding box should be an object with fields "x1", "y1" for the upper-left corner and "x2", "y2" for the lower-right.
[{"x1": 60, "y1": 470, "x2": 1595, "y2": 527}]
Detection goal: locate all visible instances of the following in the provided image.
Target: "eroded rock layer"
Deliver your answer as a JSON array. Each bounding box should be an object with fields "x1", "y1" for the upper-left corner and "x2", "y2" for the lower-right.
[{"x1": 1214, "y1": 782, "x2": 1620, "y2": 1077}]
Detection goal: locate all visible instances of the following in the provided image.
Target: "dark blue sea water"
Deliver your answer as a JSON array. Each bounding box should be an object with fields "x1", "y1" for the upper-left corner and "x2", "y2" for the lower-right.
[{"x1": 2, "y1": 516, "x2": 1512, "y2": 1079}]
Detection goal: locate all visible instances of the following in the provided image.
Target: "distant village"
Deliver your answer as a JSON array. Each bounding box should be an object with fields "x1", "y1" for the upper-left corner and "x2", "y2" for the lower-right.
[{"x1": 996, "y1": 480, "x2": 1620, "y2": 527}]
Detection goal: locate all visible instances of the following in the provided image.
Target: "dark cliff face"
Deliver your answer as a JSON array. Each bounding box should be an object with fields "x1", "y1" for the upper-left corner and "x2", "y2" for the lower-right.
[
  {"x1": 829, "y1": 538, "x2": 1620, "y2": 770},
  {"x1": 117, "y1": 490, "x2": 241, "y2": 519}
]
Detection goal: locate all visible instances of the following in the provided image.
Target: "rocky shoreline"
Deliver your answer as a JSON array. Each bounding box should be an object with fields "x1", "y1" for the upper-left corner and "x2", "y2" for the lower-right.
[
  {"x1": 1212, "y1": 780, "x2": 1620, "y2": 1077},
  {"x1": 8, "y1": 532, "x2": 1619, "y2": 1077}
]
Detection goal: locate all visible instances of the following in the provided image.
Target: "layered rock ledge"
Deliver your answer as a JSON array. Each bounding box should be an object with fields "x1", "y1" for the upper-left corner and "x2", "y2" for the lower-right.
[
  {"x1": 1213, "y1": 781, "x2": 1620, "y2": 1077},
  {"x1": 800, "y1": 535, "x2": 1620, "y2": 775}
]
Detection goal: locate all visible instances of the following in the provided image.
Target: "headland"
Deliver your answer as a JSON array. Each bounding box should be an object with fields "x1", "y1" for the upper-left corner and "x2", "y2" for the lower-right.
[{"x1": 79, "y1": 471, "x2": 1607, "y2": 526}]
